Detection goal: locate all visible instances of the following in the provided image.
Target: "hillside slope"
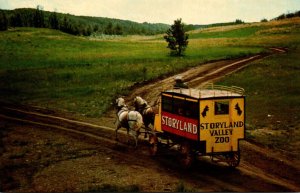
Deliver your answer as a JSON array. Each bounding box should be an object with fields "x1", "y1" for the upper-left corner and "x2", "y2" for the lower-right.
[{"x1": 1, "y1": 8, "x2": 170, "y2": 35}]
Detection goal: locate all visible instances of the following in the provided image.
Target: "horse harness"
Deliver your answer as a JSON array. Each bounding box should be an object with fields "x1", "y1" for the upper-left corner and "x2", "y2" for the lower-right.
[
  {"x1": 141, "y1": 105, "x2": 152, "y2": 115},
  {"x1": 117, "y1": 106, "x2": 139, "y2": 127}
]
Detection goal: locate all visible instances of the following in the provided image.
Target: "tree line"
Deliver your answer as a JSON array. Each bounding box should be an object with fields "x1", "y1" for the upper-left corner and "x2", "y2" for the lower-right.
[
  {"x1": 0, "y1": 7, "x2": 171, "y2": 36},
  {"x1": 3, "y1": 8, "x2": 297, "y2": 36},
  {"x1": 273, "y1": 10, "x2": 300, "y2": 21}
]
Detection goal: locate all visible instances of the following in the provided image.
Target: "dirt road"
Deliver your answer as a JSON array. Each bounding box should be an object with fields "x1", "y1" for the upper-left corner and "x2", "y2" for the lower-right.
[{"x1": 1, "y1": 48, "x2": 299, "y2": 192}]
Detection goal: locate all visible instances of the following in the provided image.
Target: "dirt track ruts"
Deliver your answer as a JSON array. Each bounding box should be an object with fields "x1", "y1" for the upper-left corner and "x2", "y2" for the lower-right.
[
  {"x1": 1, "y1": 47, "x2": 300, "y2": 192},
  {"x1": 1, "y1": 98, "x2": 299, "y2": 192}
]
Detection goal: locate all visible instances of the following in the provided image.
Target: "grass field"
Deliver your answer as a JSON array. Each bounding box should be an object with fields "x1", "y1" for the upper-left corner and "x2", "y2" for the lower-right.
[
  {"x1": 218, "y1": 47, "x2": 300, "y2": 158},
  {"x1": 0, "y1": 18, "x2": 300, "y2": 119}
]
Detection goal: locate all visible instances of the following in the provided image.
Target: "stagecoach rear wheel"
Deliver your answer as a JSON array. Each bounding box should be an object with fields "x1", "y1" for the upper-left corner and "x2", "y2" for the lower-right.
[
  {"x1": 225, "y1": 150, "x2": 240, "y2": 168},
  {"x1": 149, "y1": 134, "x2": 158, "y2": 156},
  {"x1": 179, "y1": 141, "x2": 193, "y2": 169}
]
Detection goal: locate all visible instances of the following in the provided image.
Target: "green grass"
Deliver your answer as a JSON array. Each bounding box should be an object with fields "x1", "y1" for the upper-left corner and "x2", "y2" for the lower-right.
[
  {"x1": 0, "y1": 18, "x2": 300, "y2": 117},
  {"x1": 217, "y1": 47, "x2": 300, "y2": 155},
  {"x1": 189, "y1": 26, "x2": 263, "y2": 39},
  {"x1": 219, "y1": 48, "x2": 300, "y2": 126},
  {"x1": 0, "y1": 28, "x2": 261, "y2": 116}
]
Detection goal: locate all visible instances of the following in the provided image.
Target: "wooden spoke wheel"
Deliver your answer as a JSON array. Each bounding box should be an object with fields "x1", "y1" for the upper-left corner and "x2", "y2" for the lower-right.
[
  {"x1": 148, "y1": 134, "x2": 158, "y2": 156},
  {"x1": 225, "y1": 150, "x2": 240, "y2": 168},
  {"x1": 179, "y1": 142, "x2": 193, "y2": 169}
]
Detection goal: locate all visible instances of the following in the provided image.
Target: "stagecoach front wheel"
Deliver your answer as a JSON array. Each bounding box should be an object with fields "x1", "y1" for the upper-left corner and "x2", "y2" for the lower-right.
[{"x1": 149, "y1": 134, "x2": 158, "y2": 156}]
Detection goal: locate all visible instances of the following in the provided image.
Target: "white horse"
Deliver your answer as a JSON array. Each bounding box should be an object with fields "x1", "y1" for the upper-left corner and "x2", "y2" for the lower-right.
[
  {"x1": 115, "y1": 97, "x2": 144, "y2": 147},
  {"x1": 133, "y1": 96, "x2": 155, "y2": 138}
]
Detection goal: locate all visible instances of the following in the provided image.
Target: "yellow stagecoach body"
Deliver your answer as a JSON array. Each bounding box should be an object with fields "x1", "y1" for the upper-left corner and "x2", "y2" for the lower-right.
[{"x1": 154, "y1": 83, "x2": 245, "y2": 154}]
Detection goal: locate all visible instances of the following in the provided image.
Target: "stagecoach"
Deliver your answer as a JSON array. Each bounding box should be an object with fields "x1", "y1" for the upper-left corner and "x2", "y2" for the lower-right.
[{"x1": 149, "y1": 82, "x2": 245, "y2": 168}]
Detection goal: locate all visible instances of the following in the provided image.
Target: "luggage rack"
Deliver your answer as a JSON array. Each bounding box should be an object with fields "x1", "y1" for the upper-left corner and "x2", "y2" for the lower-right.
[
  {"x1": 199, "y1": 82, "x2": 245, "y2": 96},
  {"x1": 166, "y1": 82, "x2": 245, "y2": 99}
]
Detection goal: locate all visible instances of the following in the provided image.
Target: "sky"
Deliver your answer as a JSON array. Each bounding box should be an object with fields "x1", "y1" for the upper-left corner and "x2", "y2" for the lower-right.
[{"x1": 0, "y1": 0, "x2": 300, "y2": 24}]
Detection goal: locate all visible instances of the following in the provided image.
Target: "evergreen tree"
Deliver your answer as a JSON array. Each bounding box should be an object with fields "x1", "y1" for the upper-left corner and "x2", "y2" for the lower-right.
[
  {"x1": 93, "y1": 25, "x2": 99, "y2": 32},
  {"x1": 61, "y1": 16, "x2": 70, "y2": 33},
  {"x1": 2, "y1": 8, "x2": 171, "y2": 36},
  {"x1": 114, "y1": 24, "x2": 123, "y2": 35},
  {"x1": 11, "y1": 12, "x2": 23, "y2": 27},
  {"x1": 105, "y1": 22, "x2": 113, "y2": 34},
  {"x1": 49, "y1": 11, "x2": 59, "y2": 29},
  {"x1": 261, "y1": 18, "x2": 268, "y2": 22},
  {"x1": 164, "y1": 18, "x2": 189, "y2": 56},
  {"x1": 235, "y1": 19, "x2": 244, "y2": 24},
  {"x1": 0, "y1": 10, "x2": 8, "y2": 31},
  {"x1": 86, "y1": 25, "x2": 92, "y2": 36},
  {"x1": 34, "y1": 5, "x2": 44, "y2": 27}
]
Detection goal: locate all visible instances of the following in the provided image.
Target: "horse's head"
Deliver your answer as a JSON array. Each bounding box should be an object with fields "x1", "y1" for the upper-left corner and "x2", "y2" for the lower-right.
[
  {"x1": 134, "y1": 96, "x2": 146, "y2": 108},
  {"x1": 116, "y1": 97, "x2": 126, "y2": 109}
]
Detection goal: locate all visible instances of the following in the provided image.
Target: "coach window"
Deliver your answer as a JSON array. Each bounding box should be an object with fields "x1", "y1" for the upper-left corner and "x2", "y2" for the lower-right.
[
  {"x1": 162, "y1": 95, "x2": 173, "y2": 113},
  {"x1": 173, "y1": 97, "x2": 185, "y2": 115},
  {"x1": 186, "y1": 100, "x2": 199, "y2": 119},
  {"x1": 215, "y1": 101, "x2": 229, "y2": 115}
]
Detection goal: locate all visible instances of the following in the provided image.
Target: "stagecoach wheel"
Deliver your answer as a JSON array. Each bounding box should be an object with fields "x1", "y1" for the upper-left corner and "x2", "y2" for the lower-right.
[
  {"x1": 225, "y1": 150, "x2": 240, "y2": 168},
  {"x1": 179, "y1": 141, "x2": 193, "y2": 169},
  {"x1": 149, "y1": 134, "x2": 158, "y2": 156}
]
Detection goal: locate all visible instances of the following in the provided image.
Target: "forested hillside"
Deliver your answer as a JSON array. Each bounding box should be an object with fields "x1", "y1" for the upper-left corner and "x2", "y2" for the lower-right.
[
  {"x1": 1, "y1": 7, "x2": 299, "y2": 37},
  {"x1": 0, "y1": 7, "x2": 171, "y2": 36}
]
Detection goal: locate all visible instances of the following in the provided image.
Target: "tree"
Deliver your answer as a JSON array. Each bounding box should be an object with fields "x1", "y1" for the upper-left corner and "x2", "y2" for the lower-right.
[
  {"x1": 0, "y1": 10, "x2": 8, "y2": 31},
  {"x1": 93, "y1": 25, "x2": 99, "y2": 32},
  {"x1": 164, "y1": 18, "x2": 189, "y2": 56},
  {"x1": 261, "y1": 18, "x2": 268, "y2": 22},
  {"x1": 276, "y1": 14, "x2": 286, "y2": 20},
  {"x1": 235, "y1": 19, "x2": 244, "y2": 24},
  {"x1": 34, "y1": 5, "x2": 44, "y2": 27},
  {"x1": 61, "y1": 16, "x2": 70, "y2": 33},
  {"x1": 11, "y1": 12, "x2": 23, "y2": 27},
  {"x1": 114, "y1": 24, "x2": 123, "y2": 35},
  {"x1": 104, "y1": 22, "x2": 113, "y2": 34},
  {"x1": 49, "y1": 11, "x2": 59, "y2": 29}
]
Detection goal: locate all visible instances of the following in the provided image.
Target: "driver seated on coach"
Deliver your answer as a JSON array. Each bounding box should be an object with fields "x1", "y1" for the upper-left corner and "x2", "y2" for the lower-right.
[{"x1": 174, "y1": 76, "x2": 188, "y2": 89}]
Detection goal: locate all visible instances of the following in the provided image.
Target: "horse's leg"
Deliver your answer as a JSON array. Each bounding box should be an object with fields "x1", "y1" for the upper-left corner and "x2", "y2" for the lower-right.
[
  {"x1": 128, "y1": 129, "x2": 138, "y2": 148},
  {"x1": 133, "y1": 130, "x2": 138, "y2": 148},
  {"x1": 144, "y1": 122, "x2": 148, "y2": 139},
  {"x1": 115, "y1": 125, "x2": 121, "y2": 141},
  {"x1": 127, "y1": 128, "x2": 131, "y2": 144},
  {"x1": 135, "y1": 129, "x2": 141, "y2": 148}
]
